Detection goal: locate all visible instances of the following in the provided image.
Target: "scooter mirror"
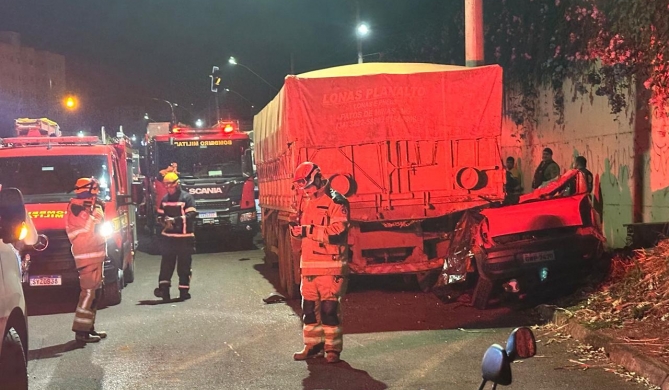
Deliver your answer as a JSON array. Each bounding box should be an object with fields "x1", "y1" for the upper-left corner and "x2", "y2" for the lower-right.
[
  {"x1": 481, "y1": 344, "x2": 512, "y2": 386},
  {"x1": 506, "y1": 327, "x2": 537, "y2": 361}
]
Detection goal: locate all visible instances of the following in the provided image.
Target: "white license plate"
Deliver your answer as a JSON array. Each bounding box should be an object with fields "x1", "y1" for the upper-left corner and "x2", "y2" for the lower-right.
[
  {"x1": 29, "y1": 275, "x2": 62, "y2": 286},
  {"x1": 199, "y1": 212, "x2": 217, "y2": 218},
  {"x1": 202, "y1": 218, "x2": 215, "y2": 225},
  {"x1": 522, "y1": 250, "x2": 556, "y2": 263}
]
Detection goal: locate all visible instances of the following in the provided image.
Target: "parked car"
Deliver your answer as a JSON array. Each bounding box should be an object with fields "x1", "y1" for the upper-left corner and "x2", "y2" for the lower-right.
[{"x1": 0, "y1": 186, "x2": 35, "y2": 389}]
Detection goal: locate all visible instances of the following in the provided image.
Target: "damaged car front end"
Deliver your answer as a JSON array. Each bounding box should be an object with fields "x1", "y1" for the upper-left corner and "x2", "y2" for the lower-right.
[{"x1": 438, "y1": 169, "x2": 606, "y2": 309}]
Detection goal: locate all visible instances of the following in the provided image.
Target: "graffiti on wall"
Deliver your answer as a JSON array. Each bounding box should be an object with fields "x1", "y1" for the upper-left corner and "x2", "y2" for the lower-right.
[{"x1": 651, "y1": 104, "x2": 669, "y2": 192}]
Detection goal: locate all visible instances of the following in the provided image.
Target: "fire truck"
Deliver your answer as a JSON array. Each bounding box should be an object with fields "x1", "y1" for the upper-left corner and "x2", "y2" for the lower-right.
[
  {"x1": 141, "y1": 120, "x2": 258, "y2": 251},
  {"x1": 0, "y1": 122, "x2": 141, "y2": 306}
]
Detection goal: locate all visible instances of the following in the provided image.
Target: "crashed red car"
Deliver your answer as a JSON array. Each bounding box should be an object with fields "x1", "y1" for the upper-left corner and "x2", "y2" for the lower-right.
[{"x1": 468, "y1": 169, "x2": 606, "y2": 309}]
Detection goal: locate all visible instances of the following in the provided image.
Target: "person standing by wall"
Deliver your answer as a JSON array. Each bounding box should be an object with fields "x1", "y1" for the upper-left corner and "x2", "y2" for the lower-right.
[{"x1": 531, "y1": 148, "x2": 560, "y2": 189}]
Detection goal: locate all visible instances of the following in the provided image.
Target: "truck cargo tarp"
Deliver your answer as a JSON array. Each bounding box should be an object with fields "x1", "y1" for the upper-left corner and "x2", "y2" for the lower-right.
[{"x1": 254, "y1": 63, "x2": 502, "y2": 162}]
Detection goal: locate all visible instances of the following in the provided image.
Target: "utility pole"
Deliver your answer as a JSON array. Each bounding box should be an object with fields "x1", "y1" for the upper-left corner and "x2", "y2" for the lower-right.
[
  {"x1": 465, "y1": 0, "x2": 484, "y2": 67},
  {"x1": 356, "y1": 1, "x2": 363, "y2": 64}
]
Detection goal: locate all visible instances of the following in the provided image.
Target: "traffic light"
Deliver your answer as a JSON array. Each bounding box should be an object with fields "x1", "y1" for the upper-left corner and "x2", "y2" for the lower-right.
[{"x1": 210, "y1": 66, "x2": 222, "y2": 93}]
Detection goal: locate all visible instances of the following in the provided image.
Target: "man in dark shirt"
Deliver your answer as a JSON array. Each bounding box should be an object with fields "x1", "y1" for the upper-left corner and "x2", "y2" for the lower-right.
[
  {"x1": 532, "y1": 147, "x2": 560, "y2": 189},
  {"x1": 574, "y1": 156, "x2": 594, "y2": 193},
  {"x1": 153, "y1": 172, "x2": 197, "y2": 302}
]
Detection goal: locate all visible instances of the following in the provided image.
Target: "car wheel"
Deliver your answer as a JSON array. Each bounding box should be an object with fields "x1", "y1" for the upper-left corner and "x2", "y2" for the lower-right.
[
  {"x1": 472, "y1": 276, "x2": 494, "y2": 310},
  {"x1": 0, "y1": 328, "x2": 28, "y2": 390},
  {"x1": 103, "y1": 269, "x2": 123, "y2": 307}
]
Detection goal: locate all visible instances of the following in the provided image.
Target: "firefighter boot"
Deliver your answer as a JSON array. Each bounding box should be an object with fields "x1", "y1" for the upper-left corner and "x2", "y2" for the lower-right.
[
  {"x1": 154, "y1": 285, "x2": 171, "y2": 302},
  {"x1": 325, "y1": 351, "x2": 341, "y2": 364},
  {"x1": 90, "y1": 329, "x2": 107, "y2": 339},
  {"x1": 75, "y1": 331, "x2": 101, "y2": 343},
  {"x1": 179, "y1": 288, "x2": 191, "y2": 301},
  {"x1": 293, "y1": 343, "x2": 324, "y2": 360}
]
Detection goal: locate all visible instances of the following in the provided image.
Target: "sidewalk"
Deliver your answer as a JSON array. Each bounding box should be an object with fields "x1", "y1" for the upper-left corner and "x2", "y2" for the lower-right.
[{"x1": 551, "y1": 309, "x2": 669, "y2": 390}]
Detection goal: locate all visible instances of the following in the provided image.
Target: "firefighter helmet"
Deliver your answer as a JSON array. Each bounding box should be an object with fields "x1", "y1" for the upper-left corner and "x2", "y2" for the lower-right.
[
  {"x1": 163, "y1": 172, "x2": 180, "y2": 185},
  {"x1": 73, "y1": 177, "x2": 100, "y2": 195},
  {"x1": 293, "y1": 161, "x2": 321, "y2": 190}
]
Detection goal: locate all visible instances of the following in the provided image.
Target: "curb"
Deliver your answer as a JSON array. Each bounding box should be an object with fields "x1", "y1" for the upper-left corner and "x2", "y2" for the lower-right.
[{"x1": 553, "y1": 311, "x2": 669, "y2": 390}]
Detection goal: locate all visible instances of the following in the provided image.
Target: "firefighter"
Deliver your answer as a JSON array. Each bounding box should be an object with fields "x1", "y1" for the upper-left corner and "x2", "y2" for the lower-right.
[
  {"x1": 153, "y1": 172, "x2": 197, "y2": 302},
  {"x1": 65, "y1": 177, "x2": 107, "y2": 343},
  {"x1": 290, "y1": 162, "x2": 350, "y2": 364}
]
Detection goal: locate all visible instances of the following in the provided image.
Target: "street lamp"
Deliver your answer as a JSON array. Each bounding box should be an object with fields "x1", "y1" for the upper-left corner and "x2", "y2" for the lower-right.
[
  {"x1": 356, "y1": 23, "x2": 370, "y2": 64},
  {"x1": 228, "y1": 56, "x2": 279, "y2": 92},
  {"x1": 151, "y1": 98, "x2": 177, "y2": 124},
  {"x1": 224, "y1": 88, "x2": 256, "y2": 109},
  {"x1": 64, "y1": 95, "x2": 79, "y2": 111},
  {"x1": 144, "y1": 113, "x2": 150, "y2": 120},
  {"x1": 195, "y1": 119, "x2": 204, "y2": 128}
]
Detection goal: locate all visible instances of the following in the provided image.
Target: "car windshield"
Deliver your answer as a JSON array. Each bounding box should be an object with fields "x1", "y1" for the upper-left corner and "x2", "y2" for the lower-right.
[
  {"x1": 0, "y1": 155, "x2": 111, "y2": 203},
  {"x1": 155, "y1": 140, "x2": 245, "y2": 179}
]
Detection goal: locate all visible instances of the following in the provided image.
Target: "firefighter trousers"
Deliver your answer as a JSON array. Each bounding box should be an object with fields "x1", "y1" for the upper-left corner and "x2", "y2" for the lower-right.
[
  {"x1": 72, "y1": 261, "x2": 103, "y2": 333},
  {"x1": 159, "y1": 237, "x2": 194, "y2": 292},
  {"x1": 300, "y1": 275, "x2": 348, "y2": 353}
]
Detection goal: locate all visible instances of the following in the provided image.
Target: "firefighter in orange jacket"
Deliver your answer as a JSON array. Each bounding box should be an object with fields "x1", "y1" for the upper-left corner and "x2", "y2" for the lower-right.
[
  {"x1": 291, "y1": 162, "x2": 350, "y2": 364},
  {"x1": 65, "y1": 177, "x2": 108, "y2": 343}
]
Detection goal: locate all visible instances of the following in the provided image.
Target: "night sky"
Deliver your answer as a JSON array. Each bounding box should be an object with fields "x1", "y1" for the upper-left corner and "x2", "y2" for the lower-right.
[{"x1": 0, "y1": 1, "x2": 455, "y2": 126}]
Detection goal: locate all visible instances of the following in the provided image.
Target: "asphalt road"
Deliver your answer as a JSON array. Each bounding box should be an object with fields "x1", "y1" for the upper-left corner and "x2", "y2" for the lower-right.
[{"x1": 24, "y1": 242, "x2": 648, "y2": 390}]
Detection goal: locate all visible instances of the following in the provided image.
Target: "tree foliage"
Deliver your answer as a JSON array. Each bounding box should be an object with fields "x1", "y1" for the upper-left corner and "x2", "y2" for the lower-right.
[{"x1": 384, "y1": 0, "x2": 669, "y2": 125}]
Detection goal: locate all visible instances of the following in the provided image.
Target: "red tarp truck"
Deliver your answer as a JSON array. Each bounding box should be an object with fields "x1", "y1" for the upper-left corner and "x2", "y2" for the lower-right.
[{"x1": 254, "y1": 62, "x2": 505, "y2": 297}]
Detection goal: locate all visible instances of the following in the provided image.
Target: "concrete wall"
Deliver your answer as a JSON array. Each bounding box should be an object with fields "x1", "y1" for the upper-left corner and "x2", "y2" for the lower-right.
[{"x1": 499, "y1": 79, "x2": 649, "y2": 248}]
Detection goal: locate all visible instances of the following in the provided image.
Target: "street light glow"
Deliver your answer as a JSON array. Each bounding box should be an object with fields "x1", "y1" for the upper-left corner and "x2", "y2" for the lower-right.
[
  {"x1": 357, "y1": 23, "x2": 370, "y2": 37},
  {"x1": 77, "y1": 131, "x2": 84, "y2": 137},
  {"x1": 144, "y1": 113, "x2": 150, "y2": 120},
  {"x1": 195, "y1": 119, "x2": 204, "y2": 128},
  {"x1": 64, "y1": 95, "x2": 78, "y2": 110},
  {"x1": 228, "y1": 56, "x2": 237, "y2": 65}
]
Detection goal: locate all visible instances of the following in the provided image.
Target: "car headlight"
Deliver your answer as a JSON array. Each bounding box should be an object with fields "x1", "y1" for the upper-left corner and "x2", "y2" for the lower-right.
[{"x1": 99, "y1": 222, "x2": 114, "y2": 238}]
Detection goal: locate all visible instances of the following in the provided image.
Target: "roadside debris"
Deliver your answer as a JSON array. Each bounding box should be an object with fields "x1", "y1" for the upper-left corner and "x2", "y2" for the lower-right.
[{"x1": 263, "y1": 292, "x2": 287, "y2": 304}]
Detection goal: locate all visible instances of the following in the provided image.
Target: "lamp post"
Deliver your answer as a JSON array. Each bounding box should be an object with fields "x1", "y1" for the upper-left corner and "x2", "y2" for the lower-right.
[
  {"x1": 228, "y1": 56, "x2": 279, "y2": 92},
  {"x1": 151, "y1": 98, "x2": 177, "y2": 124},
  {"x1": 224, "y1": 88, "x2": 256, "y2": 109},
  {"x1": 356, "y1": 23, "x2": 370, "y2": 64}
]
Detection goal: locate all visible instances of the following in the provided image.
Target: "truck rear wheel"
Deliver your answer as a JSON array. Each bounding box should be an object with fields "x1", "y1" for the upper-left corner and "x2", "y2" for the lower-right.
[
  {"x1": 124, "y1": 258, "x2": 135, "y2": 284},
  {"x1": 279, "y1": 228, "x2": 300, "y2": 299}
]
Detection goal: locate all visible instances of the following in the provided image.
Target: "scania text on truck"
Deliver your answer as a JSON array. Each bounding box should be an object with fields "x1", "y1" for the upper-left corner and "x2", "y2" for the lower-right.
[
  {"x1": 142, "y1": 120, "x2": 258, "y2": 250},
  {"x1": 0, "y1": 124, "x2": 141, "y2": 306},
  {"x1": 254, "y1": 63, "x2": 505, "y2": 298}
]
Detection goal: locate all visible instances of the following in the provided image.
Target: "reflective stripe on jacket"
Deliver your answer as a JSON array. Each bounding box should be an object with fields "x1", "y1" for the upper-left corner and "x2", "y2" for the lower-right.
[
  {"x1": 65, "y1": 198, "x2": 106, "y2": 267},
  {"x1": 294, "y1": 185, "x2": 350, "y2": 276},
  {"x1": 159, "y1": 189, "x2": 197, "y2": 238}
]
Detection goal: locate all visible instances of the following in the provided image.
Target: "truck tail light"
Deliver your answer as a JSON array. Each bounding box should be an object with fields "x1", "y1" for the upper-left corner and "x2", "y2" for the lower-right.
[{"x1": 240, "y1": 178, "x2": 255, "y2": 210}]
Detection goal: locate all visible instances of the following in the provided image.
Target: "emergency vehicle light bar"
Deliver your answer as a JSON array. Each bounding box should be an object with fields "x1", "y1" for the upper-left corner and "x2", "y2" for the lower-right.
[{"x1": 0, "y1": 136, "x2": 102, "y2": 146}]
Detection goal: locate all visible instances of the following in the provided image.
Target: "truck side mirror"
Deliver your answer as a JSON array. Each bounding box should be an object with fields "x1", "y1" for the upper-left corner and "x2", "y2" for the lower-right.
[
  {"x1": 242, "y1": 149, "x2": 254, "y2": 178},
  {"x1": 0, "y1": 187, "x2": 28, "y2": 243}
]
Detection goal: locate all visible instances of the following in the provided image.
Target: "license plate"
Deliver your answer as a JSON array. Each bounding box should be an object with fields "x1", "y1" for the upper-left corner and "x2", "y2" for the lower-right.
[
  {"x1": 202, "y1": 218, "x2": 215, "y2": 225},
  {"x1": 522, "y1": 250, "x2": 556, "y2": 264},
  {"x1": 199, "y1": 211, "x2": 217, "y2": 218},
  {"x1": 29, "y1": 275, "x2": 62, "y2": 286}
]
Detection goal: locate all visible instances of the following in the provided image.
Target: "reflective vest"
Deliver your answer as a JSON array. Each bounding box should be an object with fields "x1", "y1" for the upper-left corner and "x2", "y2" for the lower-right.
[
  {"x1": 157, "y1": 189, "x2": 197, "y2": 238},
  {"x1": 65, "y1": 198, "x2": 106, "y2": 267},
  {"x1": 296, "y1": 185, "x2": 350, "y2": 276}
]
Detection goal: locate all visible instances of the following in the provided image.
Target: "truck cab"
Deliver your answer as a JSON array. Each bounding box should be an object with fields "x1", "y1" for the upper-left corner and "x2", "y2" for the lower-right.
[
  {"x1": 143, "y1": 121, "x2": 258, "y2": 249},
  {"x1": 0, "y1": 130, "x2": 139, "y2": 306}
]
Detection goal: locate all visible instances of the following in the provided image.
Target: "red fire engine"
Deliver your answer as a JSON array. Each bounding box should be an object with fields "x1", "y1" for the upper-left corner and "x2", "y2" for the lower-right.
[
  {"x1": 141, "y1": 120, "x2": 258, "y2": 250},
  {"x1": 0, "y1": 123, "x2": 141, "y2": 306}
]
